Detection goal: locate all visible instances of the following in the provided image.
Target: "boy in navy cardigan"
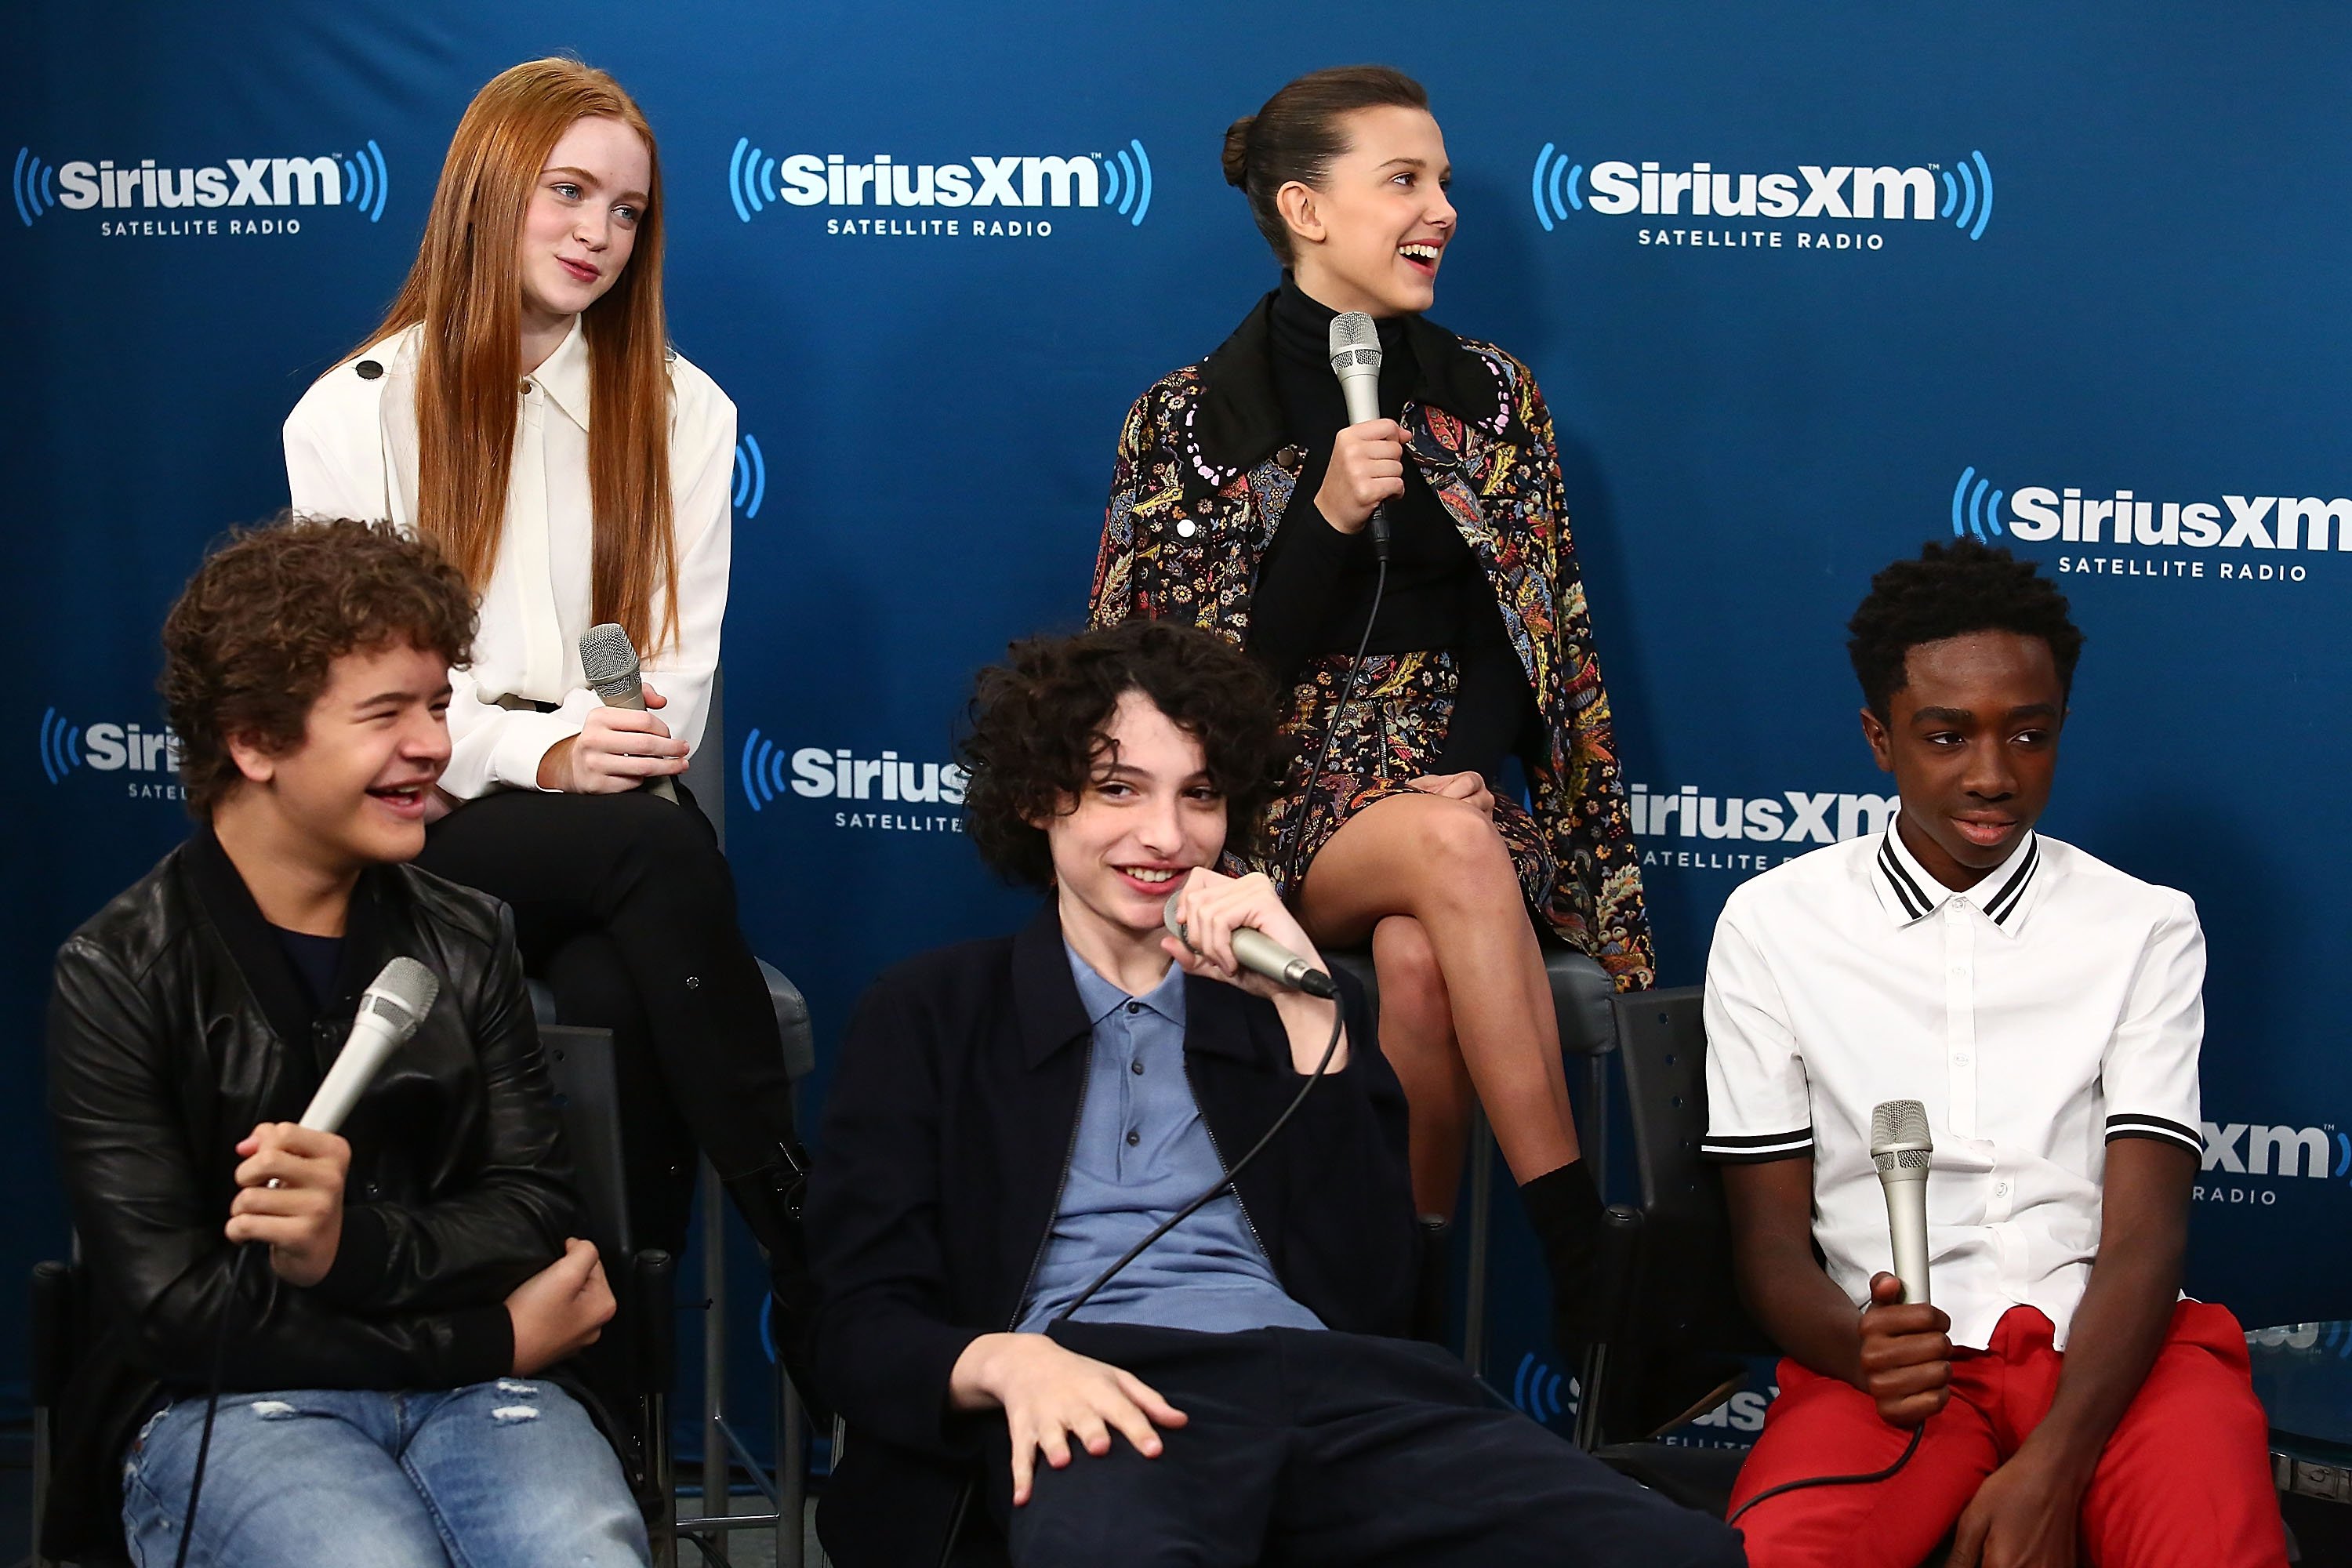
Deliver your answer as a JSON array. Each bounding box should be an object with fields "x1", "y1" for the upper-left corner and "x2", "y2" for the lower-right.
[{"x1": 806, "y1": 620, "x2": 1738, "y2": 1568}]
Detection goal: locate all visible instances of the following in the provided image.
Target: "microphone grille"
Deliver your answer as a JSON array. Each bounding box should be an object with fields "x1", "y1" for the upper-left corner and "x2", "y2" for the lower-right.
[
  {"x1": 1327, "y1": 310, "x2": 1382, "y2": 373},
  {"x1": 579, "y1": 622, "x2": 641, "y2": 689},
  {"x1": 1869, "y1": 1098, "x2": 1933, "y2": 1152},
  {"x1": 366, "y1": 956, "x2": 441, "y2": 1025}
]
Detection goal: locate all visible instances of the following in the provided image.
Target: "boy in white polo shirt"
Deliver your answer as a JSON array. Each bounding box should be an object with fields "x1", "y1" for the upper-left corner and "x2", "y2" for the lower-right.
[{"x1": 1704, "y1": 541, "x2": 2285, "y2": 1568}]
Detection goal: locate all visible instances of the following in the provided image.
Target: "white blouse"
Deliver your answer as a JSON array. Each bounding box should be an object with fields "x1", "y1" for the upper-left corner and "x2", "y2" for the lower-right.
[{"x1": 283, "y1": 318, "x2": 735, "y2": 799}]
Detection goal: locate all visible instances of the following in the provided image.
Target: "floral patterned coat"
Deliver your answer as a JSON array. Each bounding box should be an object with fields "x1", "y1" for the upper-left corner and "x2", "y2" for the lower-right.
[{"x1": 1088, "y1": 292, "x2": 1654, "y2": 989}]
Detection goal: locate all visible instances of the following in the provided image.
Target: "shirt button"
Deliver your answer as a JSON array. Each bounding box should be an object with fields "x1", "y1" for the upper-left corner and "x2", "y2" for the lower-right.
[
  {"x1": 1954, "y1": 1052, "x2": 1972, "y2": 1065},
  {"x1": 1126, "y1": 1130, "x2": 1141, "y2": 1147},
  {"x1": 1994, "y1": 1181, "x2": 2010, "y2": 1196},
  {"x1": 1131, "y1": 1059, "x2": 1145, "y2": 1076},
  {"x1": 1126, "y1": 1001, "x2": 1142, "y2": 1014},
  {"x1": 1175, "y1": 519, "x2": 1198, "y2": 538},
  {"x1": 520, "y1": 379, "x2": 535, "y2": 394}
]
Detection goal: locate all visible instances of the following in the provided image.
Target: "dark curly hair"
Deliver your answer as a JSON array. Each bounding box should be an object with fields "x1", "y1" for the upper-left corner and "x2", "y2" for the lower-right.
[
  {"x1": 162, "y1": 513, "x2": 476, "y2": 817},
  {"x1": 959, "y1": 621, "x2": 1290, "y2": 889},
  {"x1": 1847, "y1": 539, "x2": 2084, "y2": 720}
]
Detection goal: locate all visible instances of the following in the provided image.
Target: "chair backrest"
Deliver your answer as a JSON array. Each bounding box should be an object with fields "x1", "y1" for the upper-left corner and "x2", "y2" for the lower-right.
[
  {"x1": 539, "y1": 1024, "x2": 635, "y2": 1267},
  {"x1": 1592, "y1": 986, "x2": 1774, "y2": 1443}
]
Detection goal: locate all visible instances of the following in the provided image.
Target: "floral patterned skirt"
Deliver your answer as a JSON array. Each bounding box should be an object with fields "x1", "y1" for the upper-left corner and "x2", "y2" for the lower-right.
[{"x1": 1234, "y1": 648, "x2": 1557, "y2": 912}]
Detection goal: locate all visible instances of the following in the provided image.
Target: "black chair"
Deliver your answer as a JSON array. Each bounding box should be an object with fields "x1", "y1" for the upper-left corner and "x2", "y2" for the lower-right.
[
  {"x1": 1323, "y1": 943, "x2": 1621, "y2": 1371},
  {"x1": 27, "y1": 1029, "x2": 675, "y2": 1568},
  {"x1": 1578, "y1": 985, "x2": 1774, "y2": 1514}
]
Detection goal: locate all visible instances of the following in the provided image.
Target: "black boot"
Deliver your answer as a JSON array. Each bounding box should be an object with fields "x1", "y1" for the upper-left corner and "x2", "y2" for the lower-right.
[
  {"x1": 1518, "y1": 1160, "x2": 1610, "y2": 1346},
  {"x1": 721, "y1": 1142, "x2": 826, "y2": 1421},
  {"x1": 1411, "y1": 1217, "x2": 1452, "y2": 1345},
  {"x1": 1519, "y1": 1160, "x2": 1742, "y2": 1439}
]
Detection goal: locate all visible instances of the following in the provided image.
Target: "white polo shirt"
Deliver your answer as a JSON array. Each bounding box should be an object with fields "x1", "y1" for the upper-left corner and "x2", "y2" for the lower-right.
[{"x1": 1700, "y1": 826, "x2": 2204, "y2": 1352}]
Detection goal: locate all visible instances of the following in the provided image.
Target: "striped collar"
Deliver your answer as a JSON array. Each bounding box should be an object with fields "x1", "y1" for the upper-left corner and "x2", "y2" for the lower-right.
[{"x1": 1872, "y1": 823, "x2": 2043, "y2": 934}]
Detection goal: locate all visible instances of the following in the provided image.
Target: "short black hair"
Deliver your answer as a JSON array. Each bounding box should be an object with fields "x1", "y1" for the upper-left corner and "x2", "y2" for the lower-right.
[
  {"x1": 1846, "y1": 539, "x2": 2084, "y2": 719},
  {"x1": 959, "y1": 621, "x2": 1290, "y2": 889}
]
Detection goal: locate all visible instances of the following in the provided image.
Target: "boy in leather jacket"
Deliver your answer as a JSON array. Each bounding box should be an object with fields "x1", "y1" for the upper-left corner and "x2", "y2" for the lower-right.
[{"x1": 45, "y1": 516, "x2": 646, "y2": 1566}]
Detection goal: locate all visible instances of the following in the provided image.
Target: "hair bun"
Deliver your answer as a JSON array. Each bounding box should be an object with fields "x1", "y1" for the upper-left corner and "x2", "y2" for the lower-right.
[{"x1": 1220, "y1": 115, "x2": 1254, "y2": 188}]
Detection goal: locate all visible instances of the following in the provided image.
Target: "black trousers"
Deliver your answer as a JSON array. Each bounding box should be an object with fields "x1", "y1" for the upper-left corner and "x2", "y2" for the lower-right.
[
  {"x1": 418, "y1": 785, "x2": 797, "y2": 1257},
  {"x1": 987, "y1": 1323, "x2": 1744, "y2": 1568}
]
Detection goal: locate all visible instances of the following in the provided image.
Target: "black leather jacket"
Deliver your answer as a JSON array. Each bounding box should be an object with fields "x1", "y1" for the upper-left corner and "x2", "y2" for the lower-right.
[{"x1": 42, "y1": 828, "x2": 579, "y2": 1555}]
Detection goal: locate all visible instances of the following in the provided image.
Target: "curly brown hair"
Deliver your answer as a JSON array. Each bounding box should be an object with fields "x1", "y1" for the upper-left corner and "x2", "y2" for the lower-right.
[
  {"x1": 959, "y1": 621, "x2": 1291, "y2": 889},
  {"x1": 162, "y1": 514, "x2": 476, "y2": 817}
]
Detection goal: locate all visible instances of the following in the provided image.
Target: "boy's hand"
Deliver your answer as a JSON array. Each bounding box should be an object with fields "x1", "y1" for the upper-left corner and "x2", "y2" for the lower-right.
[
  {"x1": 949, "y1": 1332, "x2": 1189, "y2": 1506},
  {"x1": 1857, "y1": 1270, "x2": 1953, "y2": 1426},
  {"x1": 1947, "y1": 1440, "x2": 2092, "y2": 1568},
  {"x1": 227, "y1": 1123, "x2": 349, "y2": 1287},
  {"x1": 504, "y1": 1237, "x2": 615, "y2": 1375}
]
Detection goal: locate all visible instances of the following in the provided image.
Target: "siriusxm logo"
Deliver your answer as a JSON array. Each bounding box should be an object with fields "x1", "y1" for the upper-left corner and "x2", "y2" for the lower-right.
[
  {"x1": 13, "y1": 142, "x2": 388, "y2": 229},
  {"x1": 738, "y1": 729, "x2": 967, "y2": 817},
  {"x1": 1948, "y1": 467, "x2": 2343, "y2": 583},
  {"x1": 39, "y1": 706, "x2": 183, "y2": 798},
  {"x1": 1530, "y1": 147, "x2": 1994, "y2": 242},
  {"x1": 725, "y1": 137, "x2": 1152, "y2": 229},
  {"x1": 732, "y1": 433, "x2": 766, "y2": 519}
]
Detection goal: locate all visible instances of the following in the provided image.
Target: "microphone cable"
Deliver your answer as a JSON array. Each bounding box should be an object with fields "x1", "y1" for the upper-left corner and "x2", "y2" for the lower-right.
[
  {"x1": 173, "y1": 1242, "x2": 270, "y2": 1568},
  {"x1": 1724, "y1": 1422, "x2": 1923, "y2": 1528},
  {"x1": 1051, "y1": 1000, "x2": 1346, "y2": 1327}
]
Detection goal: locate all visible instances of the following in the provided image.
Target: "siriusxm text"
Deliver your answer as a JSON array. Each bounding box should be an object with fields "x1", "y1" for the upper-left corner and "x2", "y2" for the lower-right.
[
  {"x1": 1631, "y1": 785, "x2": 1896, "y2": 844},
  {"x1": 768, "y1": 155, "x2": 1100, "y2": 209},
  {"x1": 2007, "y1": 488, "x2": 2352, "y2": 551},
  {"x1": 790, "y1": 746, "x2": 968, "y2": 804},
  {"x1": 56, "y1": 158, "x2": 349, "y2": 210},
  {"x1": 1586, "y1": 162, "x2": 1936, "y2": 221}
]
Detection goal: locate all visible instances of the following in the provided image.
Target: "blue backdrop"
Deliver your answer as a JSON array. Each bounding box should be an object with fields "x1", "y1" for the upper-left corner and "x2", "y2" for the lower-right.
[{"x1": 8, "y1": 2, "x2": 2348, "y2": 1447}]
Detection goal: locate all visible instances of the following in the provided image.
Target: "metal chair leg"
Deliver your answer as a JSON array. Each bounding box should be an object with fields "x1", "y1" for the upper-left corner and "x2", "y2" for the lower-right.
[
  {"x1": 1463, "y1": 1102, "x2": 1495, "y2": 1377},
  {"x1": 702, "y1": 1160, "x2": 730, "y2": 1560}
]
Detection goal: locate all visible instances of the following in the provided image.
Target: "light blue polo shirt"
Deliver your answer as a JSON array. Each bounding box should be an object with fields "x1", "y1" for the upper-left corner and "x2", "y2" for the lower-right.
[{"x1": 1014, "y1": 947, "x2": 1326, "y2": 1334}]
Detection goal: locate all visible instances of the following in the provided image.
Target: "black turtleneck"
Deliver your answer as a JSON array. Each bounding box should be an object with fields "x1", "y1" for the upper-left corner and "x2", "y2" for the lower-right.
[{"x1": 1250, "y1": 276, "x2": 1540, "y2": 785}]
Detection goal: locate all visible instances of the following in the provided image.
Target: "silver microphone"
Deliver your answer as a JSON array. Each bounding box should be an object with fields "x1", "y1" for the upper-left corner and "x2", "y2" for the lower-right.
[
  {"x1": 1327, "y1": 310, "x2": 1392, "y2": 561},
  {"x1": 1327, "y1": 310, "x2": 1383, "y2": 425},
  {"x1": 579, "y1": 622, "x2": 678, "y2": 804},
  {"x1": 1869, "y1": 1099, "x2": 1934, "y2": 1307},
  {"x1": 1163, "y1": 895, "x2": 1338, "y2": 999},
  {"x1": 299, "y1": 958, "x2": 441, "y2": 1134}
]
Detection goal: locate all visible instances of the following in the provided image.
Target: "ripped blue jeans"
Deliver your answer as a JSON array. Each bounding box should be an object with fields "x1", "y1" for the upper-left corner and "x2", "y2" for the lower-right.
[{"x1": 121, "y1": 1378, "x2": 648, "y2": 1567}]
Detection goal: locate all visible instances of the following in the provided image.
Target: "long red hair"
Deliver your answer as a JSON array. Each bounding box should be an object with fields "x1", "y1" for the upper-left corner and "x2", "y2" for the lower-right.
[{"x1": 361, "y1": 58, "x2": 678, "y2": 653}]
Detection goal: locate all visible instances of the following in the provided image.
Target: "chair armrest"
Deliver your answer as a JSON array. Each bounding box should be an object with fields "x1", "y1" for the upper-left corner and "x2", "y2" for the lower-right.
[
  {"x1": 632, "y1": 1249, "x2": 674, "y2": 1393},
  {"x1": 1543, "y1": 949, "x2": 1618, "y2": 1060}
]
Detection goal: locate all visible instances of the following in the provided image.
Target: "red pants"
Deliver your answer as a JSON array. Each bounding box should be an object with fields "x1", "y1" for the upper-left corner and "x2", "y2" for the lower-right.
[{"x1": 1729, "y1": 1302, "x2": 2286, "y2": 1568}]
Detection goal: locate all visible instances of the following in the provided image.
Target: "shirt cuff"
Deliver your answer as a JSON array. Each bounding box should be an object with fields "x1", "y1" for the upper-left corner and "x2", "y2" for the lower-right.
[
  {"x1": 2104, "y1": 1112, "x2": 2203, "y2": 1156},
  {"x1": 443, "y1": 1303, "x2": 517, "y2": 1387},
  {"x1": 1700, "y1": 1127, "x2": 1815, "y2": 1163},
  {"x1": 487, "y1": 706, "x2": 590, "y2": 794},
  {"x1": 310, "y1": 1204, "x2": 392, "y2": 1308}
]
